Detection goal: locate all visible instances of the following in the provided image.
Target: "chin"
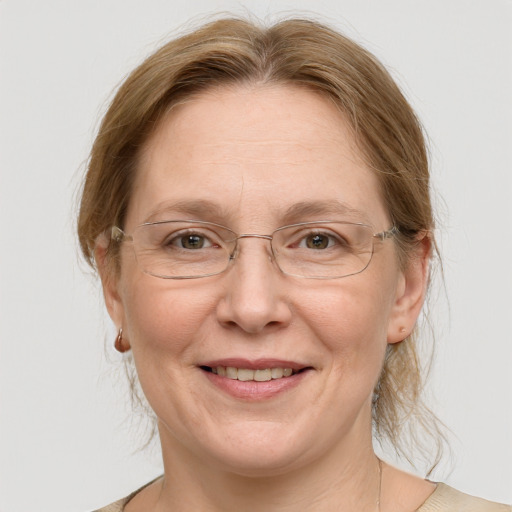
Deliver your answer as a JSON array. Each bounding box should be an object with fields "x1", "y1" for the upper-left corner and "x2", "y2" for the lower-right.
[
  {"x1": 210, "y1": 449, "x2": 308, "y2": 478},
  {"x1": 192, "y1": 422, "x2": 322, "y2": 477}
]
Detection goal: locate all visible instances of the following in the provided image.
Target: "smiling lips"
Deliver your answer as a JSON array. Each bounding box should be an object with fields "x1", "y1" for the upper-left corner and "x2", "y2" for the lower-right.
[
  {"x1": 200, "y1": 360, "x2": 311, "y2": 399},
  {"x1": 209, "y1": 366, "x2": 295, "y2": 381}
]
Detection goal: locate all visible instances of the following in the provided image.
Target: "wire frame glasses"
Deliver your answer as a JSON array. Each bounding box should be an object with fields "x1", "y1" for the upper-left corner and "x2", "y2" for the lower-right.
[{"x1": 111, "y1": 220, "x2": 397, "y2": 280}]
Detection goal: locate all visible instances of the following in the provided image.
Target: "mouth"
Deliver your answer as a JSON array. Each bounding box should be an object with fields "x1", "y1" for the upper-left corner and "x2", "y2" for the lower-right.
[
  {"x1": 200, "y1": 366, "x2": 308, "y2": 382},
  {"x1": 198, "y1": 359, "x2": 313, "y2": 399}
]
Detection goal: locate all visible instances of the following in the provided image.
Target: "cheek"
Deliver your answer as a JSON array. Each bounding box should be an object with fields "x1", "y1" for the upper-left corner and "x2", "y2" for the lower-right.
[
  {"x1": 297, "y1": 279, "x2": 396, "y2": 368},
  {"x1": 120, "y1": 276, "x2": 218, "y2": 359}
]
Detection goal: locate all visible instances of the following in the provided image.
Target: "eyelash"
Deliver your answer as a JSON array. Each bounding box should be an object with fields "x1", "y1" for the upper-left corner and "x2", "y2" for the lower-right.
[
  {"x1": 164, "y1": 230, "x2": 219, "y2": 250},
  {"x1": 162, "y1": 229, "x2": 350, "y2": 252}
]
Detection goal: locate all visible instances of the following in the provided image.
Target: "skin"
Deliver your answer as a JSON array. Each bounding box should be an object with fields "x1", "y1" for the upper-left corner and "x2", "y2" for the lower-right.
[{"x1": 97, "y1": 84, "x2": 435, "y2": 511}]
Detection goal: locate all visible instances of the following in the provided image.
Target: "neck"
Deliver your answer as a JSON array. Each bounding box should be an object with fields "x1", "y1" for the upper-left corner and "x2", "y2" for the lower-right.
[{"x1": 155, "y1": 424, "x2": 381, "y2": 512}]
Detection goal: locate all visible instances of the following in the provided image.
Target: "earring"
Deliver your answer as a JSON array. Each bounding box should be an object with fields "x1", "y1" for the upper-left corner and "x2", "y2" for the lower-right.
[
  {"x1": 114, "y1": 328, "x2": 129, "y2": 353},
  {"x1": 399, "y1": 327, "x2": 406, "y2": 333}
]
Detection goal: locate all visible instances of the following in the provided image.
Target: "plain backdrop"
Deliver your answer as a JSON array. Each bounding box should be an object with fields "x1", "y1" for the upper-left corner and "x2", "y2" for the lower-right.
[{"x1": 1, "y1": 1, "x2": 511, "y2": 510}]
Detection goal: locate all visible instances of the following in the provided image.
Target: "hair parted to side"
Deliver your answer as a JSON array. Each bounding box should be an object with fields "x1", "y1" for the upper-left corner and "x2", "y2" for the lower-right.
[{"x1": 78, "y1": 17, "x2": 445, "y2": 472}]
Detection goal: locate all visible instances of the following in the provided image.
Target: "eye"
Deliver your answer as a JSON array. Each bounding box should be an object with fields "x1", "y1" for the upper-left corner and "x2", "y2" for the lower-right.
[
  {"x1": 304, "y1": 233, "x2": 332, "y2": 250},
  {"x1": 278, "y1": 223, "x2": 367, "y2": 255},
  {"x1": 179, "y1": 234, "x2": 208, "y2": 249},
  {"x1": 165, "y1": 230, "x2": 216, "y2": 250},
  {"x1": 297, "y1": 231, "x2": 345, "y2": 250}
]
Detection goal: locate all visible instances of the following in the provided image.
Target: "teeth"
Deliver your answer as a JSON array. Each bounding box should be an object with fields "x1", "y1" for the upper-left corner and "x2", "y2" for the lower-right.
[
  {"x1": 254, "y1": 369, "x2": 272, "y2": 382},
  {"x1": 226, "y1": 367, "x2": 238, "y2": 379},
  {"x1": 237, "y1": 368, "x2": 254, "y2": 381},
  {"x1": 271, "y1": 368, "x2": 283, "y2": 379},
  {"x1": 212, "y1": 366, "x2": 295, "y2": 381}
]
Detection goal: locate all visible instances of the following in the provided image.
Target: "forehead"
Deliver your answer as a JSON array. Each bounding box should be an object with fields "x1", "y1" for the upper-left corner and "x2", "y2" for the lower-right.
[{"x1": 129, "y1": 84, "x2": 387, "y2": 229}]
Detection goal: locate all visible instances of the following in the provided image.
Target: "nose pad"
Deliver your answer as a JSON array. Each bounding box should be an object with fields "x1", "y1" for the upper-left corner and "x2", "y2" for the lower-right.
[
  {"x1": 229, "y1": 234, "x2": 275, "y2": 266},
  {"x1": 216, "y1": 237, "x2": 292, "y2": 334}
]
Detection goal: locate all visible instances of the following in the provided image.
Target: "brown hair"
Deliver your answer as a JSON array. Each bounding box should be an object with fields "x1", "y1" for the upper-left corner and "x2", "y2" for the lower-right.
[{"x1": 78, "y1": 17, "x2": 443, "y2": 470}]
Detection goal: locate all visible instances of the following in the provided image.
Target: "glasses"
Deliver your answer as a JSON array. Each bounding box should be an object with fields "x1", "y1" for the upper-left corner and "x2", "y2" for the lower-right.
[{"x1": 111, "y1": 220, "x2": 398, "y2": 280}]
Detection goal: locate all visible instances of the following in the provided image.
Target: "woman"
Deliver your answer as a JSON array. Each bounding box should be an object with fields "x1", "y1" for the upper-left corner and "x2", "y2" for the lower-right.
[{"x1": 78, "y1": 18, "x2": 511, "y2": 512}]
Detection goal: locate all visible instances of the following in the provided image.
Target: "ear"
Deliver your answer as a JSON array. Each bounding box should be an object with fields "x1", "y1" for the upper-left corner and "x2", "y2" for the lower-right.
[
  {"x1": 387, "y1": 234, "x2": 431, "y2": 344},
  {"x1": 94, "y1": 234, "x2": 128, "y2": 345}
]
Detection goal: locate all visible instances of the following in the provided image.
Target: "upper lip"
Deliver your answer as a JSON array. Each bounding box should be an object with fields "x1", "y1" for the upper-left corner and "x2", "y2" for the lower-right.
[{"x1": 199, "y1": 358, "x2": 310, "y2": 371}]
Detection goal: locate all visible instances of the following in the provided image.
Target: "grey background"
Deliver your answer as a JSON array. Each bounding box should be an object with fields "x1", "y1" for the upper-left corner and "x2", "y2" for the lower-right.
[{"x1": 0, "y1": 1, "x2": 511, "y2": 510}]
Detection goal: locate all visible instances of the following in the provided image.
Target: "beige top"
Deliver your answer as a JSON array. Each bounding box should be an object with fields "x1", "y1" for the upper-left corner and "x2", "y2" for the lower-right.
[{"x1": 93, "y1": 482, "x2": 512, "y2": 511}]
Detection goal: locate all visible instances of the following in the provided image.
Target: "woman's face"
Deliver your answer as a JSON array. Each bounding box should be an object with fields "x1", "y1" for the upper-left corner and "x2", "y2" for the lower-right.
[{"x1": 102, "y1": 84, "x2": 427, "y2": 475}]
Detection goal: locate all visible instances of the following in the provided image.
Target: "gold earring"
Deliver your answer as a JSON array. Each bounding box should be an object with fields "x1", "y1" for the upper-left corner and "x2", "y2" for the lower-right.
[{"x1": 114, "y1": 328, "x2": 129, "y2": 353}]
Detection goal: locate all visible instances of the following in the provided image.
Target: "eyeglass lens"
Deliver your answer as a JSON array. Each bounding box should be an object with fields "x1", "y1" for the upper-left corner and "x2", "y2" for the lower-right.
[{"x1": 127, "y1": 220, "x2": 377, "y2": 279}]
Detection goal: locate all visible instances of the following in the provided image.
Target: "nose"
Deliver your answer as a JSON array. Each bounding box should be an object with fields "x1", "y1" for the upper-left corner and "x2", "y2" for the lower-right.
[{"x1": 215, "y1": 237, "x2": 293, "y2": 334}]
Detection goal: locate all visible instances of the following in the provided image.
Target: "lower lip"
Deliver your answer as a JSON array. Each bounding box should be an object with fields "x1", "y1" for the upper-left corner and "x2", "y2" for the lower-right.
[{"x1": 202, "y1": 369, "x2": 310, "y2": 401}]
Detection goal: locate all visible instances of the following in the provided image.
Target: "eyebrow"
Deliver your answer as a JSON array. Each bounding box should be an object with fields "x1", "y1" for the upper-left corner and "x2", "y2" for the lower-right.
[
  {"x1": 281, "y1": 200, "x2": 369, "y2": 224},
  {"x1": 144, "y1": 199, "x2": 230, "y2": 224},
  {"x1": 143, "y1": 199, "x2": 369, "y2": 225}
]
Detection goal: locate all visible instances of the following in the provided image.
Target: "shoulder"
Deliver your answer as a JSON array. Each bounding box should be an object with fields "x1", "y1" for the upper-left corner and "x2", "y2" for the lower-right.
[
  {"x1": 92, "y1": 494, "x2": 132, "y2": 512},
  {"x1": 92, "y1": 496, "x2": 130, "y2": 512},
  {"x1": 418, "y1": 483, "x2": 512, "y2": 512},
  {"x1": 92, "y1": 481, "x2": 511, "y2": 512},
  {"x1": 91, "y1": 477, "x2": 161, "y2": 512}
]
